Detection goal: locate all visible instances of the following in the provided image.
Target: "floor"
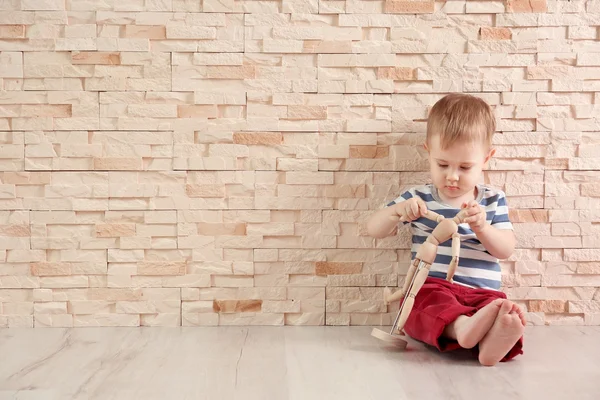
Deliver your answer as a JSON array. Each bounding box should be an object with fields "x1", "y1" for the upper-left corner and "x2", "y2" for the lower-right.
[{"x1": 0, "y1": 326, "x2": 598, "y2": 400}]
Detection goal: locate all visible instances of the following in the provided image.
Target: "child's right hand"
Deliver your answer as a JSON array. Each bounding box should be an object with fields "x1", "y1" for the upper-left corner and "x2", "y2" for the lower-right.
[{"x1": 391, "y1": 197, "x2": 428, "y2": 223}]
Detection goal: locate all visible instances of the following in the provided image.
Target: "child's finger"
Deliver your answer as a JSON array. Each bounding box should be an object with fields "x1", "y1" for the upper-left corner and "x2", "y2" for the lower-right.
[
  {"x1": 467, "y1": 208, "x2": 479, "y2": 216},
  {"x1": 400, "y1": 207, "x2": 410, "y2": 221},
  {"x1": 469, "y1": 216, "x2": 482, "y2": 225},
  {"x1": 403, "y1": 206, "x2": 412, "y2": 221},
  {"x1": 417, "y1": 198, "x2": 428, "y2": 215},
  {"x1": 411, "y1": 202, "x2": 419, "y2": 218}
]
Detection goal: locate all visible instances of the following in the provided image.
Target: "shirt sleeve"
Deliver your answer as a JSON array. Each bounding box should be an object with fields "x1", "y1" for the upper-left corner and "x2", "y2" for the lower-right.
[{"x1": 491, "y1": 190, "x2": 513, "y2": 230}]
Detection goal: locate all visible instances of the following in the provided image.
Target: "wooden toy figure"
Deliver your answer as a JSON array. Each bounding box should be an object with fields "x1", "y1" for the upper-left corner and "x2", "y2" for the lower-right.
[{"x1": 371, "y1": 206, "x2": 470, "y2": 348}]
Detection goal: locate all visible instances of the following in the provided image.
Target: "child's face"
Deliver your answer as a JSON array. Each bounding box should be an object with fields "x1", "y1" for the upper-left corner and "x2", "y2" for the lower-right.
[{"x1": 425, "y1": 135, "x2": 495, "y2": 205}]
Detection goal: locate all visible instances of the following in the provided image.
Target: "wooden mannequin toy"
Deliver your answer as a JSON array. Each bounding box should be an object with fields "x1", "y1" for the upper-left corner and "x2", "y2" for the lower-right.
[{"x1": 371, "y1": 206, "x2": 470, "y2": 348}]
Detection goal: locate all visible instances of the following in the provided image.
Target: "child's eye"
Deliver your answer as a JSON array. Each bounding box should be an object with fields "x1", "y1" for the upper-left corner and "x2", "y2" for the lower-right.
[
  {"x1": 438, "y1": 164, "x2": 447, "y2": 168},
  {"x1": 461, "y1": 166, "x2": 472, "y2": 170}
]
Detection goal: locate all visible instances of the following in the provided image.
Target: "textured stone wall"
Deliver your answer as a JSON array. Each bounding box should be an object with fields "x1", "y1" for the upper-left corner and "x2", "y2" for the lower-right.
[{"x1": 1, "y1": 0, "x2": 599, "y2": 328}]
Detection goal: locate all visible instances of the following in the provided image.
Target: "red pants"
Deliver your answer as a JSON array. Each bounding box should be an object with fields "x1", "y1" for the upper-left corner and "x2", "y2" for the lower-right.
[{"x1": 401, "y1": 277, "x2": 523, "y2": 362}]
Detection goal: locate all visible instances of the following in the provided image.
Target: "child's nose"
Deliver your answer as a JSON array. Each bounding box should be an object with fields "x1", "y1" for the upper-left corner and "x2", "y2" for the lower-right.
[{"x1": 447, "y1": 170, "x2": 459, "y2": 181}]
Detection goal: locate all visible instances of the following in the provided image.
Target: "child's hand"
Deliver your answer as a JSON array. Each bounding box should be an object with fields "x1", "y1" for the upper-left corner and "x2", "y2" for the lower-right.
[
  {"x1": 462, "y1": 200, "x2": 487, "y2": 233},
  {"x1": 392, "y1": 197, "x2": 428, "y2": 223}
]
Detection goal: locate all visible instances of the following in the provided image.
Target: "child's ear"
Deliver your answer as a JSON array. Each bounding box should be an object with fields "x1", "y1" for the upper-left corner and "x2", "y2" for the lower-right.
[
  {"x1": 484, "y1": 147, "x2": 496, "y2": 165},
  {"x1": 423, "y1": 143, "x2": 429, "y2": 152}
]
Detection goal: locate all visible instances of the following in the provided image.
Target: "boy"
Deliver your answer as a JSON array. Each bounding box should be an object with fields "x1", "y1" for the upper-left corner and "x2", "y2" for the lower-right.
[{"x1": 366, "y1": 93, "x2": 525, "y2": 366}]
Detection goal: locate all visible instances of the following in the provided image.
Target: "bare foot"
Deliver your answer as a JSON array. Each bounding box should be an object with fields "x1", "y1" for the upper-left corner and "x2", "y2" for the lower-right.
[
  {"x1": 478, "y1": 300, "x2": 525, "y2": 366},
  {"x1": 448, "y1": 298, "x2": 503, "y2": 349}
]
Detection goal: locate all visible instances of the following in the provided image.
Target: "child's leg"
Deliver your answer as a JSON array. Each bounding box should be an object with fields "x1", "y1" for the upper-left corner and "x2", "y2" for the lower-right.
[
  {"x1": 463, "y1": 288, "x2": 525, "y2": 364},
  {"x1": 401, "y1": 277, "x2": 496, "y2": 352},
  {"x1": 442, "y1": 297, "x2": 503, "y2": 349}
]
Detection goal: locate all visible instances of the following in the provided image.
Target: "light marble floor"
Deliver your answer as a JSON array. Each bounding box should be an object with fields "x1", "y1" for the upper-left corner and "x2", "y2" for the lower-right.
[{"x1": 0, "y1": 326, "x2": 599, "y2": 400}]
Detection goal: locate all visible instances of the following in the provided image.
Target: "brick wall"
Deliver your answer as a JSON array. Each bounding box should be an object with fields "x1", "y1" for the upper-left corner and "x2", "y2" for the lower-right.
[{"x1": 1, "y1": 0, "x2": 599, "y2": 328}]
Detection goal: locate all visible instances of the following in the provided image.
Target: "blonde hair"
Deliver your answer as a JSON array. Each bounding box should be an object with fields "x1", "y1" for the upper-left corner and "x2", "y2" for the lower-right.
[{"x1": 426, "y1": 93, "x2": 496, "y2": 149}]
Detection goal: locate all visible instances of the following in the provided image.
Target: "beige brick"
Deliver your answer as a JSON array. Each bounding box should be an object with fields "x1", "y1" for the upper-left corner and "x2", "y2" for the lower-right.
[
  {"x1": 0, "y1": 224, "x2": 30, "y2": 236},
  {"x1": 182, "y1": 313, "x2": 219, "y2": 326},
  {"x1": 219, "y1": 312, "x2": 283, "y2": 326},
  {"x1": 22, "y1": 0, "x2": 65, "y2": 10},
  {"x1": 527, "y1": 65, "x2": 570, "y2": 79},
  {"x1": 282, "y1": 0, "x2": 318, "y2": 13},
  {"x1": 233, "y1": 132, "x2": 283, "y2": 145},
  {"x1": 67, "y1": 301, "x2": 114, "y2": 314},
  {"x1": 2, "y1": 302, "x2": 33, "y2": 315},
  {"x1": 213, "y1": 299, "x2": 262, "y2": 313},
  {"x1": 64, "y1": 25, "x2": 97, "y2": 38},
  {"x1": 529, "y1": 300, "x2": 566, "y2": 313},
  {"x1": 141, "y1": 314, "x2": 181, "y2": 327},
  {"x1": 34, "y1": 314, "x2": 73, "y2": 328},
  {"x1": 186, "y1": 184, "x2": 225, "y2": 198},
  {"x1": 0, "y1": 25, "x2": 25, "y2": 39},
  {"x1": 326, "y1": 313, "x2": 350, "y2": 325},
  {"x1": 95, "y1": 223, "x2": 136, "y2": 237},
  {"x1": 480, "y1": 27, "x2": 512, "y2": 40},
  {"x1": 316, "y1": 262, "x2": 362, "y2": 276},
  {"x1": 178, "y1": 105, "x2": 218, "y2": 118},
  {"x1": 34, "y1": 302, "x2": 67, "y2": 314},
  {"x1": 0, "y1": 289, "x2": 33, "y2": 302},
  {"x1": 507, "y1": 0, "x2": 547, "y2": 13},
  {"x1": 196, "y1": 223, "x2": 246, "y2": 236},
  {"x1": 303, "y1": 41, "x2": 352, "y2": 54},
  {"x1": 6, "y1": 316, "x2": 33, "y2": 327},
  {"x1": 137, "y1": 262, "x2": 186, "y2": 276},
  {"x1": 125, "y1": 26, "x2": 166, "y2": 40},
  {"x1": 116, "y1": 300, "x2": 180, "y2": 314},
  {"x1": 286, "y1": 172, "x2": 333, "y2": 185},
  {"x1": 582, "y1": 184, "x2": 600, "y2": 197},
  {"x1": 287, "y1": 106, "x2": 327, "y2": 120},
  {"x1": 384, "y1": 1, "x2": 434, "y2": 13},
  {"x1": 74, "y1": 314, "x2": 140, "y2": 327},
  {"x1": 467, "y1": 1, "x2": 505, "y2": 13},
  {"x1": 30, "y1": 263, "x2": 72, "y2": 276},
  {"x1": 94, "y1": 158, "x2": 141, "y2": 170},
  {"x1": 166, "y1": 26, "x2": 217, "y2": 39},
  {"x1": 212, "y1": 275, "x2": 254, "y2": 287}
]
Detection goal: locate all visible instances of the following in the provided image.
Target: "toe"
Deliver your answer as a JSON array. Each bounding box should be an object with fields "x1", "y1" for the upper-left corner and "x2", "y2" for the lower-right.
[
  {"x1": 510, "y1": 302, "x2": 523, "y2": 314},
  {"x1": 478, "y1": 355, "x2": 497, "y2": 367},
  {"x1": 517, "y1": 311, "x2": 527, "y2": 326},
  {"x1": 512, "y1": 314, "x2": 525, "y2": 331},
  {"x1": 498, "y1": 299, "x2": 513, "y2": 316}
]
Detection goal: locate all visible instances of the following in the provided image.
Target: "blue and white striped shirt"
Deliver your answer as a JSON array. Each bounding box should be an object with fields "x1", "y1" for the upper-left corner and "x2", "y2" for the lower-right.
[{"x1": 387, "y1": 184, "x2": 513, "y2": 290}]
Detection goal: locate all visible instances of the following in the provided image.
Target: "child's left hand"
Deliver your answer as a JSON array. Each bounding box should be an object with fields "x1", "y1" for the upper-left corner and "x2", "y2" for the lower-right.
[{"x1": 462, "y1": 200, "x2": 488, "y2": 233}]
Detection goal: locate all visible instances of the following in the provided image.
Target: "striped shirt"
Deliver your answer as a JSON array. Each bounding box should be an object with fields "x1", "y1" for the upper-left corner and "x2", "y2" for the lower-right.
[{"x1": 386, "y1": 184, "x2": 513, "y2": 291}]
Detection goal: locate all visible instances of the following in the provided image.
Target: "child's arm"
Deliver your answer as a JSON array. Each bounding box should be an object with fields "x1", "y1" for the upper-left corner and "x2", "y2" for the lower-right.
[
  {"x1": 367, "y1": 197, "x2": 427, "y2": 239},
  {"x1": 366, "y1": 204, "x2": 402, "y2": 238},
  {"x1": 463, "y1": 199, "x2": 515, "y2": 260},
  {"x1": 473, "y1": 224, "x2": 516, "y2": 260}
]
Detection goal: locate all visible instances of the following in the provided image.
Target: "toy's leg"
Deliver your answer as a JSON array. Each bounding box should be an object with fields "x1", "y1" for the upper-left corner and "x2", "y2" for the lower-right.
[
  {"x1": 384, "y1": 258, "x2": 419, "y2": 305},
  {"x1": 446, "y1": 233, "x2": 460, "y2": 283},
  {"x1": 385, "y1": 237, "x2": 439, "y2": 304},
  {"x1": 392, "y1": 259, "x2": 431, "y2": 334},
  {"x1": 387, "y1": 239, "x2": 438, "y2": 333}
]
